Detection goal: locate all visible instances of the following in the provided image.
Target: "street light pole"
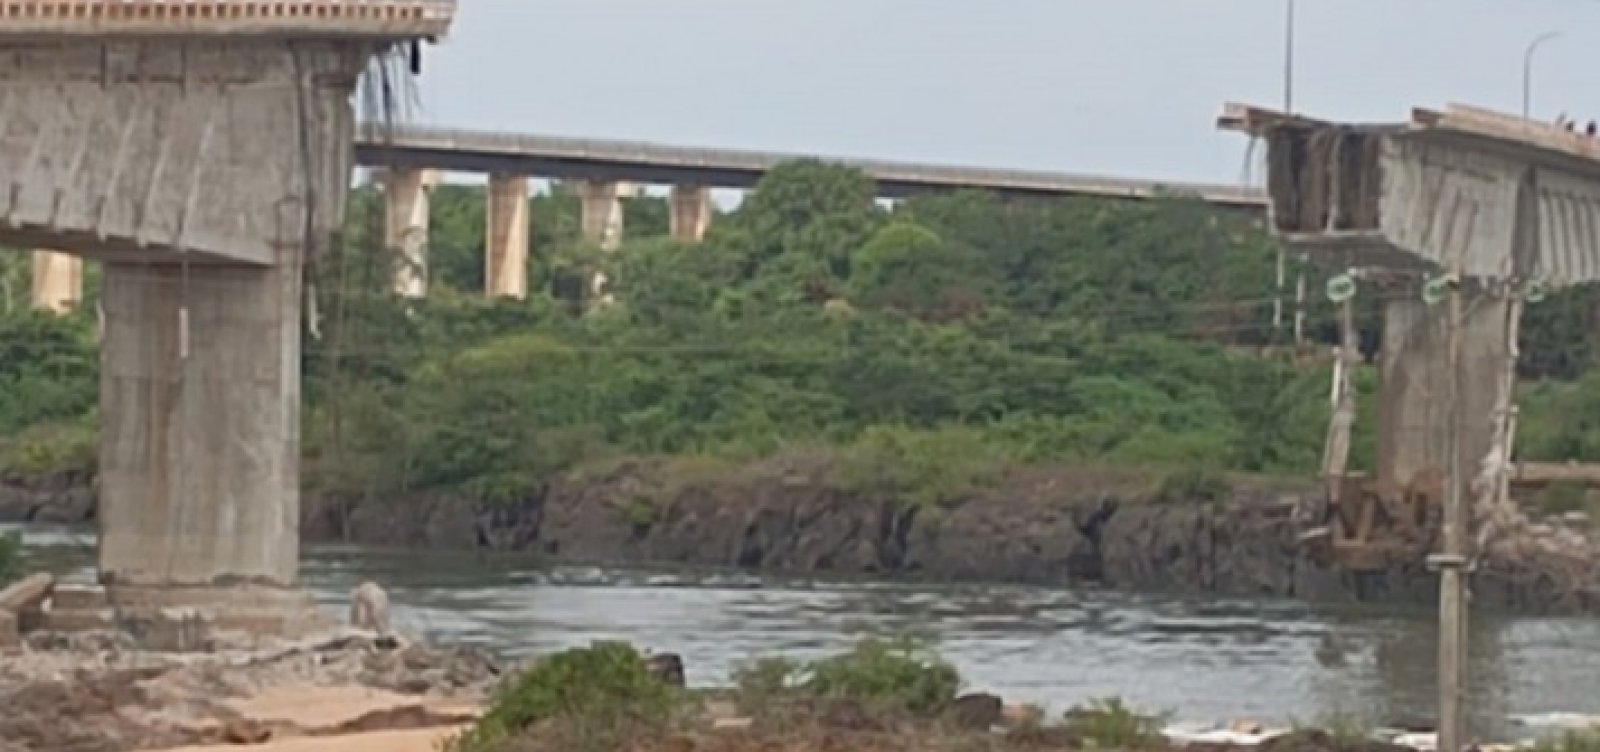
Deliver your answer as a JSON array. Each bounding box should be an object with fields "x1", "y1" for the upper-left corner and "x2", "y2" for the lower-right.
[{"x1": 1523, "y1": 31, "x2": 1561, "y2": 119}]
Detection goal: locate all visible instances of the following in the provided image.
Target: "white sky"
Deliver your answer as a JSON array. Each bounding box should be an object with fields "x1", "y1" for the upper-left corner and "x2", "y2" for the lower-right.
[{"x1": 411, "y1": 0, "x2": 1600, "y2": 186}]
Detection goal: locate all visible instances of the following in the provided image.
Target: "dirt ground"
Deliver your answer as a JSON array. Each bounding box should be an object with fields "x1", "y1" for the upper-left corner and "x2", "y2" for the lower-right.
[
  {"x1": 0, "y1": 629, "x2": 498, "y2": 752},
  {"x1": 154, "y1": 727, "x2": 468, "y2": 752}
]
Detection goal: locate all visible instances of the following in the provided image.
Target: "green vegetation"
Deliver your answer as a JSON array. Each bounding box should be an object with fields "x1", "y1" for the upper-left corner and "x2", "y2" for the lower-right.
[
  {"x1": 445, "y1": 641, "x2": 689, "y2": 752},
  {"x1": 731, "y1": 637, "x2": 961, "y2": 718},
  {"x1": 4, "y1": 164, "x2": 1600, "y2": 509},
  {"x1": 802, "y1": 637, "x2": 962, "y2": 716},
  {"x1": 1062, "y1": 697, "x2": 1168, "y2": 750}
]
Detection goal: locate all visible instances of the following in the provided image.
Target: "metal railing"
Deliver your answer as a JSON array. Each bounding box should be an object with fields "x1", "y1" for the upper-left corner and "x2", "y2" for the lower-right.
[
  {"x1": 356, "y1": 123, "x2": 1270, "y2": 208},
  {"x1": 0, "y1": 0, "x2": 456, "y2": 36}
]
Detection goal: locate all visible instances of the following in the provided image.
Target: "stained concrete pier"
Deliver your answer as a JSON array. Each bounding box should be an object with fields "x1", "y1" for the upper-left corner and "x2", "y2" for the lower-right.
[{"x1": 0, "y1": 2, "x2": 455, "y2": 617}]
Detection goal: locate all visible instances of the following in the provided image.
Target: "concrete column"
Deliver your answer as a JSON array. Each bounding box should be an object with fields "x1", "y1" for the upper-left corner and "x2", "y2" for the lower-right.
[
  {"x1": 59, "y1": 41, "x2": 370, "y2": 595},
  {"x1": 669, "y1": 185, "x2": 713, "y2": 242},
  {"x1": 385, "y1": 168, "x2": 436, "y2": 298},
  {"x1": 579, "y1": 180, "x2": 630, "y2": 251},
  {"x1": 99, "y1": 261, "x2": 302, "y2": 587},
  {"x1": 1376, "y1": 293, "x2": 1512, "y2": 489},
  {"x1": 31, "y1": 250, "x2": 83, "y2": 313},
  {"x1": 484, "y1": 173, "x2": 530, "y2": 299}
]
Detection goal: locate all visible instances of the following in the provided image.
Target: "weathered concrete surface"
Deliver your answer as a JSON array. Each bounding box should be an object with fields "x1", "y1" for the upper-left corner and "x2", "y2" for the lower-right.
[
  {"x1": 99, "y1": 262, "x2": 304, "y2": 586},
  {"x1": 384, "y1": 167, "x2": 435, "y2": 298},
  {"x1": 483, "y1": 173, "x2": 528, "y2": 299},
  {"x1": 1377, "y1": 294, "x2": 1512, "y2": 489},
  {"x1": 669, "y1": 184, "x2": 712, "y2": 242},
  {"x1": 0, "y1": 41, "x2": 366, "y2": 265},
  {"x1": 84, "y1": 40, "x2": 370, "y2": 589},
  {"x1": 578, "y1": 180, "x2": 628, "y2": 250},
  {"x1": 30, "y1": 250, "x2": 82, "y2": 313}
]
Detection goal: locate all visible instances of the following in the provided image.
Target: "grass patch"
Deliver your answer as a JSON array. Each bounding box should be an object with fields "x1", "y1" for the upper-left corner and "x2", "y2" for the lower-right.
[
  {"x1": 1062, "y1": 697, "x2": 1167, "y2": 750},
  {"x1": 1152, "y1": 466, "x2": 1230, "y2": 505},
  {"x1": 0, "y1": 420, "x2": 96, "y2": 479},
  {"x1": 834, "y1": 425, "x2": 1006, "y2": 510}
]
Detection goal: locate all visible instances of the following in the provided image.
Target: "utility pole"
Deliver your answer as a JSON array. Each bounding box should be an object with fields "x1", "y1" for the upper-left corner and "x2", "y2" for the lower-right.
[
  {"x1": 1434, "y1": 270, "x2": 1468, "y2": 752},
  {"x1": 1523, "y1": 31, "x2": 1561, "y2": 119},
  {"x1": 1275, "y1": 0, "x2": 1297, "y2": 340}
]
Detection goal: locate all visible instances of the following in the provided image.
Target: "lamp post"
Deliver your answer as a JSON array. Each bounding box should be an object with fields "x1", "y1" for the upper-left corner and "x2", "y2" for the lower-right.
[{"x1": 1523, "y1": 31, "x2": 1561, "y2": 119}]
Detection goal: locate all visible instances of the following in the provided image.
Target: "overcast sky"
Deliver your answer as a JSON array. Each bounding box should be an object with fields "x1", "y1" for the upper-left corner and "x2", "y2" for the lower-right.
[{"x1": 410, "y1": 0, "x2": 1600, "y2": 187}]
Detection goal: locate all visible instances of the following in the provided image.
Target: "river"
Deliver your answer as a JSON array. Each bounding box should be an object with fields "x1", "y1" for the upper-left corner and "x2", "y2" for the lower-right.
[{"x1": 10, "y1": 523, "x2": 1600, "y2": 738}]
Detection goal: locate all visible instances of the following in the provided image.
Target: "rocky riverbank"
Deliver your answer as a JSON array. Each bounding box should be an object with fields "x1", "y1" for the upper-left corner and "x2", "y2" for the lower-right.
[
  {"x1": 6, "y1": 456, "x2": 1599, "y2": 613},
  {"x1": 0, "y1": 628, "x2": 498, "y2": 752}
]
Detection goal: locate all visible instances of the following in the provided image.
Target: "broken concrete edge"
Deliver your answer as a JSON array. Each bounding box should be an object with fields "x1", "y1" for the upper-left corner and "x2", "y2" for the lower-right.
[{"x1": 1218, "y1": 100, "x2": 1600, "y2": 169}]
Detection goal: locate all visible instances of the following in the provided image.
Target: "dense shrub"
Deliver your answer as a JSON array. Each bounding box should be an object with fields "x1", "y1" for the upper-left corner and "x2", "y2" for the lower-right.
[{"x1": 445, "y1": 642, "x2": 688, "y2": 752}]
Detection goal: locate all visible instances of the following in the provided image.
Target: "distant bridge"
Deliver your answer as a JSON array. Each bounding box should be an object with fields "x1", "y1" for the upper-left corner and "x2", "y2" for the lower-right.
[{"x1": 353, "y1": 124, "x2": 1269, "y2": 209}]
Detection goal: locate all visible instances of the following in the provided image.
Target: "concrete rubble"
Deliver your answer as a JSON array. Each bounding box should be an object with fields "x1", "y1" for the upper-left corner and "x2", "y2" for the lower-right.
[{"x1": 0, "y1": 626, "x2": 500, "y2": 752}]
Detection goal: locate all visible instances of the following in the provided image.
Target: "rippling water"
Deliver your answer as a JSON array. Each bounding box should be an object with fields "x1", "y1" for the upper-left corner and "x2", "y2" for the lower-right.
[{"x1": 11, "y1": 524, "x2": 1600, "y2": 737}]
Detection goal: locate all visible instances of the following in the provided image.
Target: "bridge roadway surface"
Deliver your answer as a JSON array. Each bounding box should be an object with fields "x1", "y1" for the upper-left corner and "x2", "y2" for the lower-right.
[{"x1": 354, "y1": 124, "x2": 1269, "y2": 209}]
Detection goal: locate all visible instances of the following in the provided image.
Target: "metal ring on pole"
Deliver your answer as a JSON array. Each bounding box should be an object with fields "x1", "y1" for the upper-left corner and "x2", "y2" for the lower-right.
[
  {"x1": 1524, "y1": 278, "x2": 1549, "y2": 304},
  {"x1": 1422, "y1": 275, "x2": 1451, "y2": 305},
  {"x1": 1326, "y1": 272, "x2": 1357, "y2": 303}
]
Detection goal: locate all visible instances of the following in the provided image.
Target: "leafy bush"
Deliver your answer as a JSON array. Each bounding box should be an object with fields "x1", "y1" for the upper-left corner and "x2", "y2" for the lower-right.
[
  {"x1": 803, "y1": 637, "x2": 961, "y2": 717},
  {"x1": 1062, "y1": 697, "x2": 1167, "y2": 750},
  {"x1": 445, "y1": 641, "x2": 687, "y2": 752}
]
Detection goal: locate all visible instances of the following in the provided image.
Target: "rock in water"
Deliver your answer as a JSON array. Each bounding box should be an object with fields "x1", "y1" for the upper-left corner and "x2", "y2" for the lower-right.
[
  {"x1": 645, "y1": 652, "x2": 685, "y2": 688},
  {"x1": 349, "y1": 582, "x2": 391, "y2": 635}
]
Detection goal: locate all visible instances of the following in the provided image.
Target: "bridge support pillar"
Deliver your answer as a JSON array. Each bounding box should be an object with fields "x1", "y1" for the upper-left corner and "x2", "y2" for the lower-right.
[
  {"x1": 386, "y1": 167, "x2": 436, "y2": 298},
  {"x1": 669, "y1": 185, "x2": 713, "y2": 242},
  {"x1": 485, "y1": 173, "x2": 529, "y2": 299},
  {"x1": 579, "y1": 180, "x2": 630, "y2": 251},
  {"x1": 1376, "y1": 294, "x2": 1513, "y2": 488},
  {"x1": 100, "y1": 258, "x2": 303, "y2": 588},
  {"x1": 31, "y1": 250, "x2": 82, "y2": 314}
]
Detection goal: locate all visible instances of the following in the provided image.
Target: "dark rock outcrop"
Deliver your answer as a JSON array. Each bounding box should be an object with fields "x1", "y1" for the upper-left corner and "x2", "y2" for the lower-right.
[{"x1": 19, "y1": 456, "x2": 1600, "y2": 613}]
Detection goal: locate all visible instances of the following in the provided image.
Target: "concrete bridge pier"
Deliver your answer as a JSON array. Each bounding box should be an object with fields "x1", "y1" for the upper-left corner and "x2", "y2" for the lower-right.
[
  {"x1": 485, "y1": 173, "x2": 529, "y2": 299},
  {"x1": 385, "y1": 167, "x2": 437, "y2": 298},
  {"x1": 669, "y1": 185, "x2": 713, "y2": 242},
  {"x1": 579, "y1": 180, "x2": 631, "y2": 251},
  {"x1": 1377, "y1": 294, "x2": 1513, "y2": 489},
  {"x1": 0, "y1": 28, "x2": 459, "y2": 636},
  {"x1": 31, "y1": 250, "x2": 83, "y2": 313}
]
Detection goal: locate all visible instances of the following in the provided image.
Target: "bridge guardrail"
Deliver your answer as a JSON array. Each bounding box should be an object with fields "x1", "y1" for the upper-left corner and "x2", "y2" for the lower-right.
[
  {"x1": 0, "y1": 0, "x2": 456, "y2": 37},
  {"x1": 356, "y1": 124, "x2": 1269, "y2": 207}
]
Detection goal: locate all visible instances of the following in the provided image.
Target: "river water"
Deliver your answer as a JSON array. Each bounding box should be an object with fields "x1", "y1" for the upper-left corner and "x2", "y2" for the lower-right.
[{"x1": 10, "y1": 524, "x2": 1600, "y2": 737}]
